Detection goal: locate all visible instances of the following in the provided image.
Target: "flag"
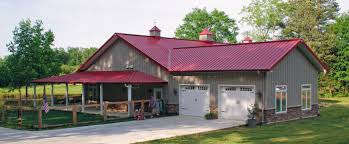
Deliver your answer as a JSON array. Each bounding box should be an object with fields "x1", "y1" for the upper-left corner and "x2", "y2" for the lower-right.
[{"x1": 42, "y1": 85, "x2": 50, "y2": 113}]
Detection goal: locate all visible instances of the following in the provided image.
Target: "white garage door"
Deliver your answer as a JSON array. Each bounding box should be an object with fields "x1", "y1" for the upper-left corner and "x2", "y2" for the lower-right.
[
  {"x1": 179, "y1": 85, "x2": 210, "y2": 117},
  {"x1": 220, "y1": 85, "x2": 255, "y2": 120}
]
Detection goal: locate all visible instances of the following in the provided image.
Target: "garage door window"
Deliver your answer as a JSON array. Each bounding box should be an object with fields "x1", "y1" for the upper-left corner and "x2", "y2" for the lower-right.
[
  {"x1": 301, "y1": 84, "x2": 311, "y2": 110},
  {"x1": 275, "y1": 85, "x2": 287, "y2": 113}
]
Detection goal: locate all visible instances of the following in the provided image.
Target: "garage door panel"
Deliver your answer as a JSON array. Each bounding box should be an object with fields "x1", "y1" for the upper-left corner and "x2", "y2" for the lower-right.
[
  {"x1": 179, "y1": 85, "x2": 209, "y2": 117},
  {"x1": 220, "y1": 86, "x2": 255, "y2": 120}
]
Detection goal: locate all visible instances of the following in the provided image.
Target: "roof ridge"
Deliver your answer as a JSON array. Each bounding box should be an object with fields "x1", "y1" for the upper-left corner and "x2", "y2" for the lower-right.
[
  {"x1": 115, "y1": 32, "x2": 226, "y2": 44},
  {"x1": 172, "y1": 38, "x2": 302, "y2": 49}
]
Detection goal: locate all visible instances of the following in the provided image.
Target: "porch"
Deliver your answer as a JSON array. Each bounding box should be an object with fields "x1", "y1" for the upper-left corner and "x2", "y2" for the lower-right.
[{"x1": 31, "y1": 70, "x2": 168, "y2": 118}]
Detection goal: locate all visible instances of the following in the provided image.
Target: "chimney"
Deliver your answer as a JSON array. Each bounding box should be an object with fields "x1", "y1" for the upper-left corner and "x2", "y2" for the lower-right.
[
  {"x1": 149, "y1": 26, "x2": 161, "y2": 37},
  {"x1": 199, "y1": 28, "x2": 213, "y2": 41},
  {"x1": 243, "y1": 36, "x2": 253, "y2": 43}
]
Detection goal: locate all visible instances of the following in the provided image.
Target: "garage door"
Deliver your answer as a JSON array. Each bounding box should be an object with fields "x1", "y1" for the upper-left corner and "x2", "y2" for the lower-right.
[
  {"x1": 179, "y1": 85, "x2": 210, "y2": 117},
  {"x1": 220, "y1": 86, "x2": 255, "y2": 120}
]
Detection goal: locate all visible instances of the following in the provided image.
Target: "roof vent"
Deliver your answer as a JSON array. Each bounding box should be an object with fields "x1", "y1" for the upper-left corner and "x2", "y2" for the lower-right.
[
  {"x1": 149, "y1": 26, "x2": 161, "y2": 37},
  {"x1": 199, "y1": 28, "x2": 213, "y2": 41},
  {"x1": 243, "y1": 36, "x2": 253, "y2": 43}
]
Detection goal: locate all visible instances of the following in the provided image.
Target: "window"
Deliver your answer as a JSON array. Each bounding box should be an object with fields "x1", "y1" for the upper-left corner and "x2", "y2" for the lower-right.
[
  {"x1": 240, "y1": 87, "x2": 253, "y2": 91},
  {"x1": 301, "y1": 84, "x2": 311, "y2": 110},
  {"x1": 275, "y1": 85, "x2": 287, "y2": 113}
]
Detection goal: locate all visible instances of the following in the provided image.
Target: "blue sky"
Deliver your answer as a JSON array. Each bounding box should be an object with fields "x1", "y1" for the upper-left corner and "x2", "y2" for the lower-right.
[{"x1": 1, "y1": 0, "x2": 349, "y2": 57}]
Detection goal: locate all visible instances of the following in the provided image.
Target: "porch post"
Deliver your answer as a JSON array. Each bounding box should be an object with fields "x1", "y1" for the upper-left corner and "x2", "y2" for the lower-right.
[
  {"x1": 51, "y1": 84, "x2": 54, "y2": 107},
  {"x1": 33, "y1": 83, "x2": 37, "y2": 109},
  {"x1": 99, "y1": 83, "x2": 103, "y2": 115},
  {"x1": 65, "y1": 83, "x2": 69, "y2": 110},
  {"x1": 81, "y1": 84, "x2": 85, "y2": 112},
  {"x1": 127, "y1": 84, "x2": 132, "y2": 117}
]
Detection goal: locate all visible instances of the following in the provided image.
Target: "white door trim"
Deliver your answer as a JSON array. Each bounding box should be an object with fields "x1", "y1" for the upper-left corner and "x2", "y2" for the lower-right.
[
  {"x1": 179, "y1": 84, "x2": 210, "y2": 116},
  {"x1": 218, "y1": 85, "x2": 256, "y2": 119}
]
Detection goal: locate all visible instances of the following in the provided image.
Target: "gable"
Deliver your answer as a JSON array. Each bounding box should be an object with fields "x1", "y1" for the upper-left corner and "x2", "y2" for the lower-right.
[{"x1": 87, "y1": 39, "x2": 169, "y2": 81}]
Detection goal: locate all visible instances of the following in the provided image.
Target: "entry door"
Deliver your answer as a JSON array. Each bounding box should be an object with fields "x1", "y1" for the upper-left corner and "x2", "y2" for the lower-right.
[
  {"x1": 220, "y1": 86, "x2": 255, "y2": 120},
  {"x1": 180, "y1": 85, "x2": 210, "y2": 117}
]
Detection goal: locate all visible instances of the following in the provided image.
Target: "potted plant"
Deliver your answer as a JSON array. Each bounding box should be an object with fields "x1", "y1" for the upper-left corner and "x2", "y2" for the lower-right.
[{"x1": 247, "y1": 103, "x2": 260, "y2": 128}]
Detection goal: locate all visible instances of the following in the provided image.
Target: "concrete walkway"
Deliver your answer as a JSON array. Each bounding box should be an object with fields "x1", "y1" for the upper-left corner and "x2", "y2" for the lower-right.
[{"x1": 0, "y1": 116, "x2": 245, "y2": 144}]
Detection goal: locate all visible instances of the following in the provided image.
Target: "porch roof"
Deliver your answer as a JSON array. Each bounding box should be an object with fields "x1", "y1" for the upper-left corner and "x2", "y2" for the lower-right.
[{"x1": 31, "y1": 70, "x2": 167, "y2": 84}]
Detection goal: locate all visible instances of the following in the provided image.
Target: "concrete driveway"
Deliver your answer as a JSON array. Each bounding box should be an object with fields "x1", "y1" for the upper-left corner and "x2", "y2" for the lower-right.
[{"x1": 0, "y1": 116, "x2": 245, "y2": 144}]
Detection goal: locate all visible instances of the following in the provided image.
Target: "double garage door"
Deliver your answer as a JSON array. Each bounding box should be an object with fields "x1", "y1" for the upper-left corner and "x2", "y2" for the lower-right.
[{"x1": 179, "y1": 85, "x2": 255, "y2": 120}]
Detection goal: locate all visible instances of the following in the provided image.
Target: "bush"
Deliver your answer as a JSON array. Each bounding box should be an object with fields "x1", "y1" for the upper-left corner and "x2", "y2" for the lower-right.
[{"x1": 205, "y1": 112, "x2": 218, "y2": 120}]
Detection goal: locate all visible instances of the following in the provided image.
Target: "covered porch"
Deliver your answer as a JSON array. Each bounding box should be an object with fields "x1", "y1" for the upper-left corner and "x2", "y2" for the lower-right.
[{"x1": 31, "y1": 70, "x2": 168, "y2": 118}]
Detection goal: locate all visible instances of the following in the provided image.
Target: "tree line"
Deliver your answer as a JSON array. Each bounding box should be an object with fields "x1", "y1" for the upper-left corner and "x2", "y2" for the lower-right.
[
  {"x1": 0, "y1": 19, "x2": 96, "y2": 91},
  {"x1": 175, "y1": 0, "x2": 348, "y2": 97}
]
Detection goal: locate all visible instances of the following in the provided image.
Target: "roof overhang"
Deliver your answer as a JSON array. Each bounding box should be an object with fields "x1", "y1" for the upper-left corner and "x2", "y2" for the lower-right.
[{"x1": 31, "y1": 70, "x2": 167, "y2": 84}]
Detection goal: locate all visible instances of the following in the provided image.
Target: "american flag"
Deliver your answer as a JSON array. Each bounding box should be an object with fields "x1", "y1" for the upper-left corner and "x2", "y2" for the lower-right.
[{"x1": 42, "y1": 86, "x2": 50, "y2": 113}]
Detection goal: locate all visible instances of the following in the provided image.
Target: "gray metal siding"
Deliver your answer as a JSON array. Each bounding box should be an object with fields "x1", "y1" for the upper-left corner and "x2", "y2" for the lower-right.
[
  {"x1": 265, "y1": 47, "x2": 319, "y2": 109},
  {"x1": 87, "y1": 39, "x2": 169, "y2": 81},
  {"x1": 168, "y1": 72, "x2": 265, "y2": 106}
]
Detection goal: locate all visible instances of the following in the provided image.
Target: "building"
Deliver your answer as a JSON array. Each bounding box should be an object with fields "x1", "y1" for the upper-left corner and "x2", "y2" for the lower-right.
[{"x1": 33, "y1": 26, "x2": 328, "y2": 123}]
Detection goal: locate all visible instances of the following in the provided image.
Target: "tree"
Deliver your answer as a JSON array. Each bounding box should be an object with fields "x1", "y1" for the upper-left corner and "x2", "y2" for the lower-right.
[
  {"x1": 281, "y1": 0, "x2": 339, "y2": 97},
  {"x1": 175, "y1": 8, "x2": 239, "y2": 43},
  {"x1": 0, "y1": 58, "x2": 9, "y2": 87},
  {"x1": 329, "y1": 13, "x2": 349, "y2": 96},
  {"x1": 241, "y1": 0, "x2": 286, "y2": 41},
  {"x1": 6, "y1": 19, "x2": 59, "y2": 93}
]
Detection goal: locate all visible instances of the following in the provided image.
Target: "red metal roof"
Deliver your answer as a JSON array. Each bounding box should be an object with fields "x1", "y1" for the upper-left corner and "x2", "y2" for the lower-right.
[
  {"x1": 32, "y1": 70, "x2": 167, "y2": 84},
  {"x1": 170, "y1": 39, "x2": 302, "y2": 71},
  {"x1": 199, "y1": 28, "x2": 213, "y2": 35},
  {"x1": 77, "y1": 33, "x2": 226, "y2": 72},
  {"x1": 77, "y1": 33, "x2": 327, "y2": 73},
  {"x1": 149, "y1": 26, "x2": 161, "y2": 32}
]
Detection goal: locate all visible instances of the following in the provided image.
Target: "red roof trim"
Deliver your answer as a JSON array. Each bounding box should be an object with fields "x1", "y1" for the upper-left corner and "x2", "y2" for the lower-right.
[
  {"x1": 300, "y1": 40, "x2": 330, "y2": 71},
  {"x1": 199, "y1": 28, "x2": 213, "y2": 35},
  {"x1": 173, "y1": 38, "x2": 301, "y2": 49},
  {"x1": 149, "y1": 26, "x2": 161, "y2": 32},
  {"x1": 32, "y1": 70, "x2": 167, "y2": 84},
  {"x1": 115, "y1": 33, "x2": 170, "y2": 71},
  {"x1": 268, "y1": 39, "x2": 328, "y2": 72},
  {"x1": 77, "y1": 34, "x2": 118, "y2": 72},
  {"x1": 114, "y1": 32, "x2": 226, "y2": 46}
]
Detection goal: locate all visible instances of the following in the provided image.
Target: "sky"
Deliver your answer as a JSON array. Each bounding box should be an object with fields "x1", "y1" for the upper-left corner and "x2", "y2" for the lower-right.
[{"x1": 1, "y1": 0, "x2": 349, "y2": 57}]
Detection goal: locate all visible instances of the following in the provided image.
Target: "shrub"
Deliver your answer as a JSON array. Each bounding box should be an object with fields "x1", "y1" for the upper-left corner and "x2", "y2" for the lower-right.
[{"x1": 205, "y1": 112, "x2": 218, "y2": 120}]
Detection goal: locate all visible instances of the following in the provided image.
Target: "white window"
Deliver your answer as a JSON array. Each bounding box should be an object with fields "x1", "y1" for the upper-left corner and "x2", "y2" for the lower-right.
[
  {"x1": 301, "y1": 84, "x2": 311, "y2": 110},
  {"x1": 275, "y1": 85, "x2": 287, "y2": 113}
]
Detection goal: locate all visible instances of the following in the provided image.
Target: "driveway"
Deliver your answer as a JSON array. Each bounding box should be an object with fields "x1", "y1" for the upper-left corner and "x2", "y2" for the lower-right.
[{"x1": 0, "y1": 116, "x2": 245, "y2": 144}]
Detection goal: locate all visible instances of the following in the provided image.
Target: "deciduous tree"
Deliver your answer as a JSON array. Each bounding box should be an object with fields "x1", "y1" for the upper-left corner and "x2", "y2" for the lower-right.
[{"x1": 175, "y1": 8, "x2": 239, "y2": 43}]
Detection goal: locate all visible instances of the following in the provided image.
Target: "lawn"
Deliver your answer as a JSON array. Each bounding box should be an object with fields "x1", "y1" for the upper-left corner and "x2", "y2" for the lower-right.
[
  {"x1": 0, "y1": 84, "x2": 82, "y2": 108},
  {"x1": 0, "y1": 84, "x2": 82, "y2": 97},
  {"x1": 141, "y1": 97, "x2": 349, "y2": 144},
  {"x1": 1, "y1": 109, "x2": 132, "y2": 130}
]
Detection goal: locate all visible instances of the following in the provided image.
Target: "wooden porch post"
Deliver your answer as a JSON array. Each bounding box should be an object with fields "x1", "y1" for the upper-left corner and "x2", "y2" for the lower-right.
[
  {"x1": 65, "y1": 83, "x2": 69, "y2": 110},
  {"x1": 51, "y1": 84, "x2": 54, "y2": 107},
  {"x1": 99, "y1": 83, "x2": 103, "y2": 115},
  {"x1": 33, "y1": 83, "x2": 37, "y2": 109},
  {"x1": 127, "y1": 84, "x2": 132, "y2": 117},
  {"x1": 81, "y1": 84, "x2": 85, "y2": 112}
]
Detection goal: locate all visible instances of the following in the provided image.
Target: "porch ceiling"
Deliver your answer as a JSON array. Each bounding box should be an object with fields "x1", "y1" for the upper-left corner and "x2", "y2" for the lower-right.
[{"x1": 31, "y1": 70, "x2": 167, "y2": 84}]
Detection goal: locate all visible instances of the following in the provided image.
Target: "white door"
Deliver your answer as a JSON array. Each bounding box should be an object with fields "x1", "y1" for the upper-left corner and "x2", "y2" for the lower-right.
[
  {"x1": 179, "y1": 85, "x2": 210, "y2": 117},
  {"x1": 220, "y1": 86, "x2": 255, "y2": 120}
]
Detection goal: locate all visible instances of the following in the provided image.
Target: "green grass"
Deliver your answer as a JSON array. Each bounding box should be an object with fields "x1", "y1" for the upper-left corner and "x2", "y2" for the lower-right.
[
  {"x1": 1, "y1": 109, "x2": 132, "y2": 130},
  {"x1": 0, "y1": 84, "x2": 82, "y2": 108},
  {"x1": 0, "y1": 84, "x2": 82, "y2": 97},
  {"x1": 140, "y1": 97, "x2": 349, "y2": 144}
]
